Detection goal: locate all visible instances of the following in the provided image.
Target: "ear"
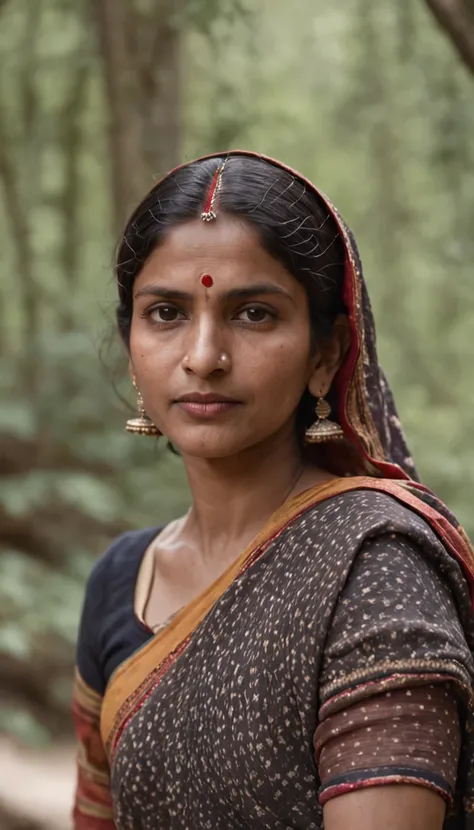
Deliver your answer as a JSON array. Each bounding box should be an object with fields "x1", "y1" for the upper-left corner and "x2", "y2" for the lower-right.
[{"x1": 307, "y1": 315, "x2": 350, "y2": 398}]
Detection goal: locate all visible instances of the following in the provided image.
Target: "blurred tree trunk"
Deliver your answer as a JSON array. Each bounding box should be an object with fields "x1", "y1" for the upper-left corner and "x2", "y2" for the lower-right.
[
  {"x1": 94, "y1": 0, "x2": 183, "y2": 235},
  {"x1": 138, "y1": 0, "x2": 183, "y2": 179},
  {"x1": 95, "y1": 0, "x2": 146, "y2": 232},
  {"x1": 0, "y1": 1, "x2": 43, "y2": 397},
  {"x1": 57, "y1": 60, "x2": 89, "y2": 332},
  {"x1": 425, "y1": 0, "x2": 474, "y2": 73}
]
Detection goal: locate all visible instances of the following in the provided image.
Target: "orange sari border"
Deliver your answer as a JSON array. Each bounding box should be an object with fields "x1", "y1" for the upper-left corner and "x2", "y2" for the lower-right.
[{"x1": 100, "y1": 476, "x2": 474, "y2": 761}]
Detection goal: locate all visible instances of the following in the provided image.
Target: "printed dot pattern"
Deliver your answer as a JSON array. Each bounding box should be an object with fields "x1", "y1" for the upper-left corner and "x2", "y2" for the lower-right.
[
  {"x1": 110, "y1": 491, "x2": 474, "y2": 829},
  {"x1": 316, "y1": 684, "x2": 460, "y2": 792}
]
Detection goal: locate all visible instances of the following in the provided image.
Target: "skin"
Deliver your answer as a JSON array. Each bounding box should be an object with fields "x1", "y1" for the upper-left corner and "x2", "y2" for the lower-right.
[
  {"x1": 129, "y1": 215, "x2": 345, "y2": 580},
  {"x1": 323, "y1": 785, "x2": 446, "y2": 830},
  {"x1": 127, "y1": 214, "x2": 446, "y2": 830}
]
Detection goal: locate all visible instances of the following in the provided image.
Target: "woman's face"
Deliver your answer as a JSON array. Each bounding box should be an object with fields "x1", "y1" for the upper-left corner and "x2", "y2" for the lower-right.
[{"x1": 129, "y1": 216, "x2": 339, "y2": 460}]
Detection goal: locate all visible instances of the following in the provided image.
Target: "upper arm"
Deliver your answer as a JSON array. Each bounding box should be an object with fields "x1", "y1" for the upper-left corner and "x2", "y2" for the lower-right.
[
  {"x1": 72, "y1": 555, "x2": 115, "y2": 828},
  {"x1": 316, "y1": 532, "x2": 473, "y2": 818},
  {"x1": 72, "y1": 670, "x2": 115, "y2": 829},
  {"x1": 322, "y1": 534, "x2": 474, "y2": 697},
  {"x1": 75, "y1": 552, "x2": 111, "y2": 697},
  {"x1": 320, "y1": 531, "x2": 473, "y2": 699},
  {"x1": 323, "y1": 784, "x2": 446, "y2": 830}
]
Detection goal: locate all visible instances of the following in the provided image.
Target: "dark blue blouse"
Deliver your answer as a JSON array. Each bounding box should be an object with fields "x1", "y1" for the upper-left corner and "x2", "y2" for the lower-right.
[{"x1": 76, "y1": 528, "x2": 162, "y2": 695}]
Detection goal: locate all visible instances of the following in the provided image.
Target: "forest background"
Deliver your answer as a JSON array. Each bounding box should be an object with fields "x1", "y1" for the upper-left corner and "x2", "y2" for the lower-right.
[{"x1": 1, "y1": 0, "x2": 474, "y2": 826}]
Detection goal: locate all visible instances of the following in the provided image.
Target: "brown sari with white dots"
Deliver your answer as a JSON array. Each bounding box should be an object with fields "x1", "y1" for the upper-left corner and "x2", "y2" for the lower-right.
[{"x1": 90, "y1": 480, "x2": 474, "y2": 830}]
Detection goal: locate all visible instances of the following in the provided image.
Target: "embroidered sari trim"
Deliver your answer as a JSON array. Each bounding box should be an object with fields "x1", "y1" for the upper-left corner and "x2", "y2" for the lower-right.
[
  {"x1": 72, "y1": 670, "x2": 115, "y2": 826},
  {"x1": 100, "y1": 476, "x2": 474, "y2": 761},
  {"x1": 318, "y1": 769, "x2": 453, "y2": 807},
  {"x1": 319, "y1": 667, "x2": 474, "y2": 717}
]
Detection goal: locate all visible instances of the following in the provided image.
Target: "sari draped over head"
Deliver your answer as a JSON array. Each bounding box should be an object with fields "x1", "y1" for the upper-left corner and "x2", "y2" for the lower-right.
[{"x1": 73, "y1": 152, "x2": 474, "y2": 830}]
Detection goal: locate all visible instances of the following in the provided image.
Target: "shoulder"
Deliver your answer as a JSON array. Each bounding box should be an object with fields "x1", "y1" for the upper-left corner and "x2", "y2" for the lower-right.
[
  {"x1": 84, "y1": 526, "x2": 160, "y2": 604},
  {"x1": 298, "y1": 481, "x2": 471, "y2": 607},
  {"x1": 347, "y1": 531, "x2": 448, "y2": 598},
  {"x1": 76, "y1": 527, "x2": 160, "y2": 694},
  {"x1": 304, "y1": 480, "x2": 447, "y2": 549},
  {"x1": 321, "y1": 528, "x2": 474, "y2": 701}
]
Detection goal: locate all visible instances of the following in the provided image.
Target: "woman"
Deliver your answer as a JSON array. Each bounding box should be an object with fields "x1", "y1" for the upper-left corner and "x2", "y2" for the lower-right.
[{"x1": 72, "y1": 151, "x2": 474, "y2": 830}]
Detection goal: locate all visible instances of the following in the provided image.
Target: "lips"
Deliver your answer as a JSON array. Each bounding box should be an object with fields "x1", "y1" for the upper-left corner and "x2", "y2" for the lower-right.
[
  {"x1": 175, "y1": 393, "x2": 240, "y2": 404},
  {"x1": 174, "y1": 392, "x2": 241, "y2": 419}
]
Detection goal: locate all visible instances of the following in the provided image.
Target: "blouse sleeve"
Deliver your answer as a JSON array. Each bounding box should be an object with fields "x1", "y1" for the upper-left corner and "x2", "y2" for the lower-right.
[
  {"x1": 72, "y1": 561, "x2": 116, "y2": 829},
  {"x1": 315, "y1": 532, "x2": 474, "y2": 807}
]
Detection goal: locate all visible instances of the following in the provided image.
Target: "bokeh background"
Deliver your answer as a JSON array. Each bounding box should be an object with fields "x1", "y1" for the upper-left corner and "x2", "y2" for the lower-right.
[{"x1": 1, "y1": 0, "x2": 474, "y2": 826}]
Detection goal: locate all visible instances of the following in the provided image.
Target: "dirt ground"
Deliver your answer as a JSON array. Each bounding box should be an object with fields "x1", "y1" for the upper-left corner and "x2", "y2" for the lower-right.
[{"x1": 0, "y1": 739, "x2": 75, "y2": 830}]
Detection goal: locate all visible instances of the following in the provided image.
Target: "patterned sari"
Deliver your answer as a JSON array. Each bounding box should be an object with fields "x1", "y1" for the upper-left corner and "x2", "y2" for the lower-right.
[{"x1": 73, "y1": 152, "x2": 474, "y2": 829}]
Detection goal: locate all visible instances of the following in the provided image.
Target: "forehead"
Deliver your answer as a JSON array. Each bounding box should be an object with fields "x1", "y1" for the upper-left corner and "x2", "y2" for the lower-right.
[{"x1": 134, "y1": 216, "x2": 296, "y2": 289}]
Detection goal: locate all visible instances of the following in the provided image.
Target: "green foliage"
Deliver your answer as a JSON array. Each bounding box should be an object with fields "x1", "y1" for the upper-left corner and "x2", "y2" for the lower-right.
[{"x1": 1, "y1": 0, "x2": 474, "y2": 743}]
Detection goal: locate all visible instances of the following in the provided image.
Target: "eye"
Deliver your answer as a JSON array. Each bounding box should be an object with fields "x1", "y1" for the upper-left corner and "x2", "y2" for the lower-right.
[
  {"x1": 146, "y1": 304, "x2": 185, "y2": 323},
  {"x1": 235, "y1": 306, "x2": 275, "y2": 324}
]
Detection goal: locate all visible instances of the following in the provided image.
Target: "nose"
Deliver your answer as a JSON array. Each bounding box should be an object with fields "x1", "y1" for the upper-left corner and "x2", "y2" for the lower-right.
[{"x1": 181, "y1": 317, "x2": 231, "y2": 378}]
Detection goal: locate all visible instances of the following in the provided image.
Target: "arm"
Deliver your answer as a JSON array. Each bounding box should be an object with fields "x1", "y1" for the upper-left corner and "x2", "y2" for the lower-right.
[
  {"x1": 72, "y1": 559, "x2": 116, "y2": 829},
  {"x1": 324, "y1": 785, "x2": 446, "y2": 830},
  {"x1": 316, "y1": 532, "x2": 473, "y2": 828},
  {"x1": 317, "y1": 681, "x2": 459, "y2": 829},
  {"x1": 72, "y1": 670, "x2": 116, "y2": 830}
]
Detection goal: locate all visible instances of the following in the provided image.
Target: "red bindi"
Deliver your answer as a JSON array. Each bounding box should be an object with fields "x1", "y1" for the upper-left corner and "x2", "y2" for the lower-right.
[{"x1": 201, "y1": 274, "x2": 213, "y2": 288}]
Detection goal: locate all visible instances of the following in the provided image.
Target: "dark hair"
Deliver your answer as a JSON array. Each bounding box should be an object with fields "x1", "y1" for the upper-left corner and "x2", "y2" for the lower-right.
[{"x1": 116, "y1": 154, "x2": 347, "y2": 436}]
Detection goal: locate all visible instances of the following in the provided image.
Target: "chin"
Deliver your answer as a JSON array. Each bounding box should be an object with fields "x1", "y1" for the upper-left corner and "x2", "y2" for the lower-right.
[
  {"x1": 175, "y1": 440, "x2": 250, "y2": 460},
  {"x1": 168, "y1": 428, "x2": 265, "y2": 460}
]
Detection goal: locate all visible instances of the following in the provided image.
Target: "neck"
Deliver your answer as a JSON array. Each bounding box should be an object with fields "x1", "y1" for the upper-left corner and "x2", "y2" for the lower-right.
[{"x1": 180, "y1": 432, "x2": 330, "y2": 562}]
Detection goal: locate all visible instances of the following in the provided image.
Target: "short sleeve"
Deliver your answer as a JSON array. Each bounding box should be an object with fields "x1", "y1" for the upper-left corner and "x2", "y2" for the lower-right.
[
  {"x1": 315, "y1": 532, "x2": 474, "y2": 807},
  {"x1": 319, "y1": 532, "x2": 474, "y2": 709},
  {"x1": 315, "y1": 682, "x2": 461, "y2": 805},
  {"x1": 75, "y1": 553, "x2": 111, "y2": 697}
]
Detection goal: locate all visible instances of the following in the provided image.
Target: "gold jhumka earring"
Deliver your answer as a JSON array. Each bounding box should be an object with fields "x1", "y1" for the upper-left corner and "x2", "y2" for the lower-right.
[
  {"x1": 305, "y1": 397, "x2": 344, "y2": 444},
  {"x1": 125, "y1": 390, "x2": 161, "y2": 437}
]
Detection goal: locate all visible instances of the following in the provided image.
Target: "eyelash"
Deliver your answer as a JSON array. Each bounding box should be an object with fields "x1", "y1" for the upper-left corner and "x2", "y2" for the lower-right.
[{"x1": 140, "y1": 303, "x2": 278, "y2": 326}]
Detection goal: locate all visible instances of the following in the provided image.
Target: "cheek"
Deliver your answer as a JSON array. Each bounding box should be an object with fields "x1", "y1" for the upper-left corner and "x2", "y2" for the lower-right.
[
  {"x1": 129, "y1": 321, "x2": 173, "y2": 380},
  {"x1": 245, "y1": 336, "x2": 311, "y2": 405}
]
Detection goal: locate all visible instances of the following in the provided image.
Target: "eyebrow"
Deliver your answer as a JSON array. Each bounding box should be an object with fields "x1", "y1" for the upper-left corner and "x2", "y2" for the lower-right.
[{"x1": 134, "y1": 283, "x2": 295, "y2": 303}]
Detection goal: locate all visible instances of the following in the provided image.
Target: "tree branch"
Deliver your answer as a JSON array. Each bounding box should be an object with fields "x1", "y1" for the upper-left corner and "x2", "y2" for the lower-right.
[
  {"x1": 0, "y1": 432, "x2": 115, "y2": 478},
  {"x1": 0, "y1": 502, "x2": 126, "y2": 566},
  {"x1": 0, "y1": 651, "x2": 72, "y2": 735},
  {"x1": 425, "y1": 0, "x2": 474, "y2": 74}
]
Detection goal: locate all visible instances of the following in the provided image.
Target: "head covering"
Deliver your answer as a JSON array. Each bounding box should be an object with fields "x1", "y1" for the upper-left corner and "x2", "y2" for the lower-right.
[{"x1": 145, "y1": 150, "x2": 417, "y2": 481}]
